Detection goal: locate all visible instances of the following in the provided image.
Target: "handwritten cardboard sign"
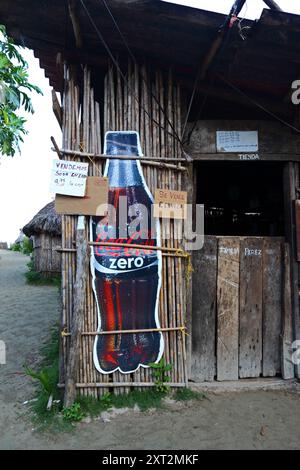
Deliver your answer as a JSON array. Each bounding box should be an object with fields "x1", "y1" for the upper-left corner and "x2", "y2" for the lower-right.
[
  {"x1": 55, "y1": 177, "x2": 108, "y2": 215},
  {"x1": 153, "y1": 189, "x2": 187, "y2": 219},
  {"x1": 50, "y1": 159, "x2": 89, "y2": 197}
]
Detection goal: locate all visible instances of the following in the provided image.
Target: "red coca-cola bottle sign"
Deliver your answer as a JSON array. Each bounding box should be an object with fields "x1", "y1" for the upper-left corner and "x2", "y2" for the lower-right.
[{"x1": 90, "y1": 131, "x2": 164, "y2": 374}]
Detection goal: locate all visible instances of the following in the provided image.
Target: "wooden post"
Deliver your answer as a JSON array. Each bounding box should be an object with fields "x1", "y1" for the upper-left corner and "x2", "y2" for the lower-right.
[
  {"x1": 64, "y1": 216, "x2": 88, "y2": 407},
  {"x1": 283, "y1": 162, "x2": 300, "y2": 378},
  {"x1": 184, "y1": 162, "x2": 194, "y2": 379},
  {"x1": 200, "y1": 0, "x2": 247, "y2": 80},
  {"x1": 282, "y1": 243, "x2": 295, "y2": 379},
  {"x1": 52, "y1": 90, "x2": 62, "y2": 128},
  {"x1": 262, "y1": 0, "x2": 283, "y2": 11},
  {"x1": 68, "y1": 0, "x2": 83, "y2": 48}
]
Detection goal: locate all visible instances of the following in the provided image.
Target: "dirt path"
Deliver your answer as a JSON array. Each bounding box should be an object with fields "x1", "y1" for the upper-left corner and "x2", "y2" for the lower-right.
[
  {"x1": 1, "y1": 249, "x2": 300, "y2": 450},
  {"x1": 0, "y1": 249, "x2": 60, "y2": 449}
]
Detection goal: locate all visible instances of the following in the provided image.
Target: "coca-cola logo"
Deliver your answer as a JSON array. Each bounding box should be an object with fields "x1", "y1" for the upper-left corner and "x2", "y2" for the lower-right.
[
  {"x1": 93, "y1": 232, "x2": 158, "y2": 273},
  {"x1": 94, "y1": 232, "x2": 155, "y2": 258}
]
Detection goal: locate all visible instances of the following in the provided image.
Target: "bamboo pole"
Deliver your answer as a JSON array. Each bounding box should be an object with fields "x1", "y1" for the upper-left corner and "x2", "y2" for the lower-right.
[
  {"x1": 64, "y1": 217, "x2": 88, "y2": 407},
  {"x1": 54, "y1": 148, "x2": 187, "y2": 164},
  {"x1": 63, "y1": 326, "x2": 186, "y2": 336},
  {"x1": 59, "y1": 382, "x2": 186, "y2": 389},
  {"x1": 89, "y1": 241, "x2": 189, "y2": 254}
]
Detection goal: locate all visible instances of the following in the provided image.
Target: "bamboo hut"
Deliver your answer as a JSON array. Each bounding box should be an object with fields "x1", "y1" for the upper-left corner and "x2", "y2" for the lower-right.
[
  {"x1": 23, "y1": 202, "x2": 62, "y2": 277},
  {"x1": 2, "y1": 0, "x2": 300, "y2": 401}
]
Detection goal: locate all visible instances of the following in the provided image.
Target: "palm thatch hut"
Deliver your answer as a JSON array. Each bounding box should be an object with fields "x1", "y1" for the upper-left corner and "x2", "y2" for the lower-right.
[
  {"x1": 23, "y1": 202, "x2": 62, "y2": 277},
  {"x1": 14, "y1": 231, "x2": 25, "y2": 246}
]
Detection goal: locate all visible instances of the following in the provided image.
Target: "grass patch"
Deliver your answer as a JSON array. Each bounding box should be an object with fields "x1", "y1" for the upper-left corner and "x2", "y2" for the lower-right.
[
  {"x1": 111, "y1": 389, "x2": 165, "y2": 411},
  {"x1": 174, "y1": 388, "x2": 207, "y2": 402},
  {"x1": 25, "y1": 260, "x2": 61, "y2": 287},
  {"x1": 29, "y1": 390, "x2": 73, "y2": 434},
  {"x1": 77, "y1": 394, "x2": 112, "y2": 417},
  {"x1": 25, "y1": 326, "x2": 204, "y2": 433},
  {"x1": 78, "y1": 389, "x2": 166, "y2": 416},
  {"x1": 24, "y1": 324, "x2": 70, "y2": 433},
  {"x1": 25, "y1": 324, "x2": 165, "y2": 432}
]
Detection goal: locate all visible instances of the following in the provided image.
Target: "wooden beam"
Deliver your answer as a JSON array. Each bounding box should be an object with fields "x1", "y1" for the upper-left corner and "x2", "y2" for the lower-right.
[
  {"x1": 200, "y1": 0, "x2": 247, "y2": 80},
  {"x1": 59, "y1": 382, "x2": 186, "y2": 388},
  {"x1": 262, "y1": 0, "x2": 283, "y2": 11},
  {"x1": 184, "y1": 163, "x2": 194, "y2": 380},
  {"x1": 189, "y1": 153, "x2": 300, "y2": 162},
  {"x1": 68, "y1": 0, "x2": 83, "y2": 48},
  {"x1": 281, "y1": 243, "x2": 295, "y2": 379},
  {"x1": 63, "y1": 217, "x2": 88, "y2": 407},
  {"x1": 51, "y1": 90, "x2": 62, "y2": 128},
  {"x1": 295, "y1": 200, "x2": 300, "y2": 261},
  {"x1": 50, "y1": 136, "x2": 62, "y2": 159},
  {"x1": 283, "y1": 163, "x2": 300, "y2": 379},
  {"x1": 185, "y1": 79, "x2": 294, "y2": 121}
]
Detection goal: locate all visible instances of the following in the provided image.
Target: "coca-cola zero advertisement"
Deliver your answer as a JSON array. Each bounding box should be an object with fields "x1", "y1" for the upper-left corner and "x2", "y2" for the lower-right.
[{"x1": 90, "y1": 131, "x2": 164, "y2": 374}]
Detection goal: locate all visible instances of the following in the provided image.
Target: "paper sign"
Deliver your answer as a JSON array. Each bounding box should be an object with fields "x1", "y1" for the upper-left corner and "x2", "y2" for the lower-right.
[
  {"x1": 55, "y1": 177, "x2": 108, "y2": 215},
  {"x1": 50, "y1": 159, "x2": 89, "y2": 197},
  {"x1": 153, "y1": 189, "x2": 187, "y2": 219},
  {"x1": 216, "y1": 131, "x2": 258, "y2": 153}
]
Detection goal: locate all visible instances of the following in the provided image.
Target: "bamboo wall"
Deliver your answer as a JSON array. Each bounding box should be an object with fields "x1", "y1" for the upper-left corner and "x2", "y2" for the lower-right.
[{"x1": 60, "y1": 61, "x2": 188, "y2": 397}]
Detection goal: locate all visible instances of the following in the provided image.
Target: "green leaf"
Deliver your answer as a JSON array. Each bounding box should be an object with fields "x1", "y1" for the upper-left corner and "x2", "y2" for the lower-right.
[{"x1": 0, "y1": 24, "x2": 42, "y2": 156}]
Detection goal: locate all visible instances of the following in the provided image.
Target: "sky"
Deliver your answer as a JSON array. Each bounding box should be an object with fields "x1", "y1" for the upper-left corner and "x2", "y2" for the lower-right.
[
  {"x1": 0, "y1": 48, "x2": 61, "y2": 244},
  {"x1": 1, "y1": 0, "x2": 300, "y2": 243}
]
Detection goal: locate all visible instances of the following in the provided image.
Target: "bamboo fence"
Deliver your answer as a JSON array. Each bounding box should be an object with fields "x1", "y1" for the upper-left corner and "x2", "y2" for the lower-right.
[{"x1": 60, "y1": 61, "x2": 188, "y2": 397}]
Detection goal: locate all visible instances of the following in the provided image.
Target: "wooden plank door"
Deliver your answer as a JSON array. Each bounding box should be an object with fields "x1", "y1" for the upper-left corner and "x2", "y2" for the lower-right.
[
  {"x1": 191, "y1": 236, "x2": 287, "y2": 382},
  {"x1": 217, "y1": 238, "x2": 239, "y2": 381},
  {"x1": 239, "y1": 238, "x2": 263, "y2": 378},
  {"x1": 191, "y1": 236, "x2": 217, "y2": 382},
  {"x1": 262, "y1": 239, "x2": 283, "y2": 376}
]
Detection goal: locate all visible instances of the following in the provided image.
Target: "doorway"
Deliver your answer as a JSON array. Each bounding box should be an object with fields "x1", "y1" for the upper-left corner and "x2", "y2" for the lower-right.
[
  {"x1": 196, "y1": 161, "x2": 285, "y2": 237},
  {"x1": 191, "y1": 161, "x2": 290, "y2": 382}
]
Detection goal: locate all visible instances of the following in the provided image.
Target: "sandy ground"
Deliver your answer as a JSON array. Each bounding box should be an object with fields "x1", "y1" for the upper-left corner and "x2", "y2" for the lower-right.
[{"x1": 1, "y1": 249, "x2": 300, "y2": 450}]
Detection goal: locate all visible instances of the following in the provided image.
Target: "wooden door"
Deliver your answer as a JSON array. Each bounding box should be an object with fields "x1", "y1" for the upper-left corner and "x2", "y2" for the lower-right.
[{"x1": 191, "y1": 236, "x2": 292, "y2": 381}]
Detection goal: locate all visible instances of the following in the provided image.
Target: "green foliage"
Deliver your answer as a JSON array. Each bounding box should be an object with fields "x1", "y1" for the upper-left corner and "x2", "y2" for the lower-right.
[
  {"x1": 10, "y1": 236, "x2": 33, "y2": 255},
  {"x1": 101, "y1": 391, "x2": 112, "y2": 409},
  {"x1": 24, "y1": 325, "x2": 60, "y2": 397},
  {"x1": 25, "y1": 260, "x2": 61, "y2": 287},
  {"x1": 29, "y1": 391, "x2": 72, "y2": 434},
  {"x1": 21, "y1": 236, "x2": 33, "y2": 255},
  {"x1": 0, "y1": 24, "x2": 42, "y2": 156},
  {"x1": 24, "y1": 365, "x2": 53, "y2": 395},
  {"x1": 77, "y1": 392, "x2": 112, "y2": 417},
  {"x1": 10, "y1": 242, "x2": 21, "y2": 252},
  {"x1": 24, "y1": 324, "x2": 67, "y2": 433},
  {"x1": 62, "y1": 403, "x2": 85, "y2": 422},
  {"x1": 149, "y1": 358, "x2": 172, "y2": 394},
  {"x1": 174, "y1": 388, "x2": 207, "y2": 402}
]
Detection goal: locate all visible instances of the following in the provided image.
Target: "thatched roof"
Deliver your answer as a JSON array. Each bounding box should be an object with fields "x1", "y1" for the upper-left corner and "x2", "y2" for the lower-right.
[
  {"x1": 14, "y1": 231, "x2": 25, "y2": 244},
  {"x1": 23, "y1": 202, "x2": 61, "y2": 237}
]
